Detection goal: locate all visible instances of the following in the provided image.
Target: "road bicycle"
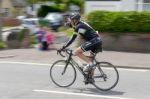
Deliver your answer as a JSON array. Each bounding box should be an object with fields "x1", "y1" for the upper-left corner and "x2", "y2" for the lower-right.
[{"x1": 50, "y1": 48, "x2": 119, "y2": 91}]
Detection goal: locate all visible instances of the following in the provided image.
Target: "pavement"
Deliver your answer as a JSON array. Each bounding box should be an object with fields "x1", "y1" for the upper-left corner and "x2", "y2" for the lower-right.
[
  {"x1": 0, "y1": 47, "x2": 150, "y2": 70},
  {"x1": 0, "y1": 32, "x2": 150, "y2": 69}
]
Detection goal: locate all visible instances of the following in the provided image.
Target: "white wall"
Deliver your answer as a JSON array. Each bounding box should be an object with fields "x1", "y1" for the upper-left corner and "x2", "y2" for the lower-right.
[
  {"x1": 25, "y1": 2, "x2": 54, "y2": 17},
  {"x1": 26, "y1": 4, "x2": 41, "y2": 16},
  {"x1": 85, "y1": 0, "x2": 138, "y2": 14},
  {"x1": 121, "y1": 0, "x2": 137, "y2": 11},
  {"x1": 85, "y1": 1, "x2": 121, "y2": 13}
]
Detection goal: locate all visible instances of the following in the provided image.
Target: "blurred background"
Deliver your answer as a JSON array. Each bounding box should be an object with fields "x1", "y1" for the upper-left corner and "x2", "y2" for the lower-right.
[{"x1": 0, "y1": 0, "x2": 150, "y2": 52}]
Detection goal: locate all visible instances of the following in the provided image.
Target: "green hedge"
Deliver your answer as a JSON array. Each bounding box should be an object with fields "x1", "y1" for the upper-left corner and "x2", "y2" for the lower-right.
[{"x1": 87, "y1": 11, "x2": 150, "y2": 34}]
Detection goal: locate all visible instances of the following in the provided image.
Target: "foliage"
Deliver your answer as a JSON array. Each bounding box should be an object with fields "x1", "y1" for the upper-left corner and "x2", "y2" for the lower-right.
[
  {"x1": 25, "y1": 0, "x2": 48, "y2": 4},
  {"x1": 63, "y1": 28, "x2": 74, "y2": 37},
  {"x1": 17, "y1": 29, "x2": 30, "y2": 42},
  {"x1": 87, "y1": 11, "x2": 150, "y2": 34},
  {"x1": 37, "y1": 5, "x2": 65, "y2": 17},
  {"x1": 58, "y1": 26, "x2": 74, "y2": 37},
  {"x1": 87, "y1": 11, "x2": 118, "y2": 32},
  {"x1": 38, "y1": 19, "x2": 49, "y2": 26},
  {"x1": 26, "y1": 0, "x2": 84, "y2": 12},
  {"x1": 30, "y1": 35, "x2": 38, "y2": 45},
  {"x1": 0, "y1": 42, "x2": 7, "y2": 49}
]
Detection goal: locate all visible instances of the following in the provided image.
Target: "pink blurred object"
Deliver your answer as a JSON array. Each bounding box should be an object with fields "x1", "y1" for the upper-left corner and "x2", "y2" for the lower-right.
[{"x1": 45, "y1": 32, "x2": 55, "y2": 45}]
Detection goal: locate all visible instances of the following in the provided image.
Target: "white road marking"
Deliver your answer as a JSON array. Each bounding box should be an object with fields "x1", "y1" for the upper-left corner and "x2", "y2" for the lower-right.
[
  {"x1": 33, "y1": 89, "x2": 134, "y2": 99},
  {"x1": 100, "y1": 67, "x2": 148, "y2": 72},
  {"x1": 0, "y1": 61, "x2": 50, "y2": 66},
  {"x1": 118, "y1": 68, "x2": 148, "y2": 72},
  {"x1": 0, "y1": 61, "x2": 148, "y2": 72}
]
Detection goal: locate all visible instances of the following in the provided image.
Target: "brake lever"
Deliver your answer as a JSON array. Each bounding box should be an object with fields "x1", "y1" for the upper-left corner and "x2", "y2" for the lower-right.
[
  {"x1": 57, "y1": 49, "x2": 65, "y2": 57},
  {"x1": 60, "y1": 51, "x2": 65, "y2": 57}
]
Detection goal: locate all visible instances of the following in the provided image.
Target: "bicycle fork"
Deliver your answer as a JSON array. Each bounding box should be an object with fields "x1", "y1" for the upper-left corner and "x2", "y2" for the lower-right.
[
  {"x1": 61, "y1": 55, "x2": 72, "y2": 75},
  {"x1": 61, "y1": 60, "x2": 70, "y2": 75}
]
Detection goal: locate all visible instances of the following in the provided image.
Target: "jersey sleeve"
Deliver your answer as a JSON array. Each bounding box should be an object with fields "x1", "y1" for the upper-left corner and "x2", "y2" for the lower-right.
[
  {"x1": 75, "y1": 24, "x2": 86, "y2": 34},
  {"x1": 63, "y1": 33, "x2": 77, "y2": 48}
]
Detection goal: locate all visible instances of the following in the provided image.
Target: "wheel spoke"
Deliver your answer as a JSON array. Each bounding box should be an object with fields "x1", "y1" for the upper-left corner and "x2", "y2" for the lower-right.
[
  {"x1": 50, "y1": 60, "x2": 76, "y2": 87},
  {"x1": 92, "y1": 62, "x2": 119, "y2": 91}
]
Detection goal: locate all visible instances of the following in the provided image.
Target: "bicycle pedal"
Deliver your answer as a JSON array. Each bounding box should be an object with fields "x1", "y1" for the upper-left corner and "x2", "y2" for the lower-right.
[
  {"x1": 83, "y1": 80, "x2": 89, "y2": 85},
  {"x1": 79, "y1": 66, "x2": 83, "y2": 71},
  {"x1": 88, "y1": 78, "x2": 95, "y2": 84},
  {"x1": 83, "y1": 77, "x2": 89, "y2": 85}
]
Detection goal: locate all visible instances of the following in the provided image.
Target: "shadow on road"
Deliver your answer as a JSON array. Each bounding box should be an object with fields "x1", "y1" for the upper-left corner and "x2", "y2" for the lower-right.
[{"x1": 66, "y1": 87, "x2": 125, "y2": 96}]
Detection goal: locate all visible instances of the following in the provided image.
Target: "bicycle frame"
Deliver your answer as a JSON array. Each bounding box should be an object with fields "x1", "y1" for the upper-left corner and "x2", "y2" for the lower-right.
[
  {"x1": 51, "y1": 49, "x2": 119, "y2": 90},
  {"x1": 59, "y1": 49, "x2": 105, "y2": 79},
  {"x1": 62, "y1": 49, "x2": 91, "y2": 76},
  {"x1": 67, "y1": 55, "x2": 106, "y2": 81},
  {"x1": 71, "y1": 58, "x2": 87, "y2": 76},
  {"x1": 65, "y1": 53, "x2": 87, "y2": 77}
]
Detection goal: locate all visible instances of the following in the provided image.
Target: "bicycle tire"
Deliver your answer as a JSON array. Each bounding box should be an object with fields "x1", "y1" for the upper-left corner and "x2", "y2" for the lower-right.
[
  {"x1": 92, "y1": 62, "x2": 119, "y2": 91},
  {"x1": 50, "y1": 60, "x2": 77, "y2": 87}
]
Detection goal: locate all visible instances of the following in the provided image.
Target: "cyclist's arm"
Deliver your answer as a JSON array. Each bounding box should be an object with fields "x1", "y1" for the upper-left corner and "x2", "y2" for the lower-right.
[{"x1": 63, "y1": 33, "x2": 77, "y2": 49}]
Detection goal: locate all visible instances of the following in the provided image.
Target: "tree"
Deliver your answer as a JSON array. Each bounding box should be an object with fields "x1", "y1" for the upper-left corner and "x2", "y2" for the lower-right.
[
  {"x1": 25, "y1": 0, "x2": 84, "y2": 12},
  {"x1": 53, "y1": 0, "x2": 63, "y2": 4}
]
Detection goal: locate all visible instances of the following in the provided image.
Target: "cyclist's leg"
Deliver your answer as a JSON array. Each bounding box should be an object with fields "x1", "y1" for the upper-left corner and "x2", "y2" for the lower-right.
[
  {"x1": 74, "y1": 47, "x2": 92, "y2": 64},
  {"x1": 75, "y1": 38, "x2": 102, "y2": 69},
  {"x1": 81, "y1": 39, "x2": 102, "y2": 73},
  {"x1": 74, "y1": 41, "x2": 100, "y2": 84},
  {"x1": 80, "y1": 41, "x2": 100, "y2": 66},
  {"x1": 89, "y1": 42, "x2": 103, "y2": 83}
]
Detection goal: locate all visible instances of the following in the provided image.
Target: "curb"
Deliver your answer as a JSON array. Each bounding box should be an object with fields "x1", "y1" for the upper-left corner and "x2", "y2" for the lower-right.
[{"x1": 0, "y1": 55, "x2": 16, "y2": 58}]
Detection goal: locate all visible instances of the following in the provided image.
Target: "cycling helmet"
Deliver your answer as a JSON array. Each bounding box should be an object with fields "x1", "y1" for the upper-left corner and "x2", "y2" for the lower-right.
[{"x1": 70, "y1": 13, "x2": 81, "y2": 20}]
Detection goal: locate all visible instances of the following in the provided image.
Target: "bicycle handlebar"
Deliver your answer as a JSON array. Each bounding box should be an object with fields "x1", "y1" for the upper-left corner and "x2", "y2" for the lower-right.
[
  {"x1": 57, "y1": 50, "x2": 65, "y2": 57},
  {"x1": 57, "y1": 48, "x2": 73, "y2": 57}
]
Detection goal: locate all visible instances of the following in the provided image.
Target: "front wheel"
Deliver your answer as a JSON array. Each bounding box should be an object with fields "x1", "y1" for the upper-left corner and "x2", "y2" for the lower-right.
[
  {"x1": 92, "y1": 62, "x2": 119, "y2": 91},
  {"x1": 50, "y1": 60, "x2": 76, "y2": 87}
]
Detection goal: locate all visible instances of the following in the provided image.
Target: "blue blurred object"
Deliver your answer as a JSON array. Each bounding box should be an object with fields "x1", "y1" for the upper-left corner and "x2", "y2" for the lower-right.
[{"x1": 44, "y1": 13, "x2": 63, "y2": 31}]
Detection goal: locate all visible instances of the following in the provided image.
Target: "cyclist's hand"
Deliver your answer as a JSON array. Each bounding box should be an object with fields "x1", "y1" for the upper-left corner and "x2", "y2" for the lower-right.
[
  {"x1": 61, "y1": 46, "x2": 66, "y2": 51},
  {"x1": 57, "y1": 46, "x2": 66, "y2": 57},
  {"x1": 57, "y1": 48, "x2": 62, "y2": 54}
]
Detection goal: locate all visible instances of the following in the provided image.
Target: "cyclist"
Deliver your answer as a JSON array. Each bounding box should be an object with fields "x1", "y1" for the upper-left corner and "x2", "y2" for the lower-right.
[{"x1": 60, "y1": 13, "x2": 102, "y2": 73}]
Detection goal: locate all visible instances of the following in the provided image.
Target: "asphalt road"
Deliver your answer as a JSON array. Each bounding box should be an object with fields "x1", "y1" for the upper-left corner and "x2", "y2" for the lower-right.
[{"x1": 0, "y1": 62, "x2": 150, "y2": 99}]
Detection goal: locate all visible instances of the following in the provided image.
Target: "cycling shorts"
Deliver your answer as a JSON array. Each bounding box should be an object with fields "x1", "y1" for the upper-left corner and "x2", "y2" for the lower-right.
[{"x1": 81, "y1": 37, "x2": 102, "y2": 53}]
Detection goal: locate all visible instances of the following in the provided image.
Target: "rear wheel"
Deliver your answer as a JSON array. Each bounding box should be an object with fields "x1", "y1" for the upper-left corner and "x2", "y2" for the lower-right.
[
  {"x1": 92, "y1": 62, "x2": 119, "y2": 91},
  {"x1": 50, "y1": 60, "x2": 76, "y2": 87}
]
